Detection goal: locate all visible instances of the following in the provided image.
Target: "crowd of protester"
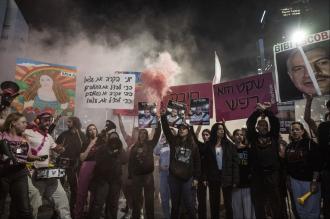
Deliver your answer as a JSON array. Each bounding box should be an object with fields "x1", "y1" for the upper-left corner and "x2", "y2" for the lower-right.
[{"x1": 0, "y1": 83, "x2": 329, "y2": 219}]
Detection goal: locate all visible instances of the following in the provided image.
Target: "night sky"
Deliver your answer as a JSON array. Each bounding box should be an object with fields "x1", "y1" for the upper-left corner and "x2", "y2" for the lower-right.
[{"x1": 15, "y1": 0, "x2": 329, "y2": 83}]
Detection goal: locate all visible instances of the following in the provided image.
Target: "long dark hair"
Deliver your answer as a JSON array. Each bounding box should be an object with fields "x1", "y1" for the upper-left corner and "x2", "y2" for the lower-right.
[
  {"x1": 85, "y1": 124, "x2": 98, "y2": 140},
  {"x1": 209, "y1": 122, "x2": 229, "y2": 146},
  {"x1": 68, "y1": 116, "x2": 82, "y2": 130},
  {"x1": 289, "y1": 121, "x2": 310, "y2": 142}
]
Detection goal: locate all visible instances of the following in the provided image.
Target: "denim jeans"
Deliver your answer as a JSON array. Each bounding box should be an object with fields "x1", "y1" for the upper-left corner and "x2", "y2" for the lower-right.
[
  {"x1": 159, "y1": 170, "x2": 170, "y2": 219},
  {"x1": 290, "y1": 177, "x2": 321, "y2": 219},
  {"x1": 168, "y1": 174, "x2": 196, "y2": 219}
]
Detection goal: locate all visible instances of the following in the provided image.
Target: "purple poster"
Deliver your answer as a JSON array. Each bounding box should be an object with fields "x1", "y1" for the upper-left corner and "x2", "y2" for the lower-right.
[{"x1": 213, "y1": 72, "x2": 277, "y2": 121}]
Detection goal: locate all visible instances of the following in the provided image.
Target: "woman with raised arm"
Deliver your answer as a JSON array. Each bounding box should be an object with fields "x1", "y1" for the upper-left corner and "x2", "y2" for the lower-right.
[
  {"x1": 246, "y1": 102, "x2": 284, "y2": 219},
  {"x1": 161, "y1": 111, "x2": 200, "y2": 219},
  {"x1": 118, "y1": 114, "x2": 139, "y2": 217},
  {"x1": 190, "y1": 125, "x2": 210, "y2": 219},
  {"x1": 128, "y1": 119, "x2": 161, "y2": 219}
]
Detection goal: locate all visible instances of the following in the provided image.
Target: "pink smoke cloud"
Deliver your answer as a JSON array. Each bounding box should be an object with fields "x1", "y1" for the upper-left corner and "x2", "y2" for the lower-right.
[{"x1": 141, "y1": 52, "x2": 181, "y2": 103}]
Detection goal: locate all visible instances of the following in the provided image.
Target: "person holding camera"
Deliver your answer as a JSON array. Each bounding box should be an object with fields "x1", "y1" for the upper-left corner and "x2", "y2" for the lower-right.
[
  {"x1": 24, "y1": 111, "x2": 71, "y2": 219},
  {"x1": 0, "y1": 112, "x2": 45, "y2": 219}
]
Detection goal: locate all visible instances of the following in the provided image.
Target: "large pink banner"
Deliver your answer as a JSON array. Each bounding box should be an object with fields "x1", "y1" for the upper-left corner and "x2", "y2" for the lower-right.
[
  {"x1": 162, "y1": 82, "x2": 213, "y2": 117},
  {"x1": 213, "y1": 72, "x2": 277, "y2": 121}
]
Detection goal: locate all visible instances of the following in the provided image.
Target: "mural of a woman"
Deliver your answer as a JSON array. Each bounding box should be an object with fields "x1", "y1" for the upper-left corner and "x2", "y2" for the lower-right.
[{"x1": 23, "y1": 72, "x2": 69, "y2": 112}]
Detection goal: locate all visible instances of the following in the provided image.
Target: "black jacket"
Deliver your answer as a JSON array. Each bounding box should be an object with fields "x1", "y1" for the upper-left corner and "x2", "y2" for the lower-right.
[
  {"x1": 204, "y1": 139, "x2": 239, "y2": 187},
  {"x1": 128, "y1": 121, "x2": 161, "y2": 176},
  {"x1": 93, "y1": 138, "x2": 128, "y2": 181},
  {"x1": 161, "y1": 115, "x2": 201, "y2": 182},
  {"x1": 56, "y1": 130, "x2": 86, "y2": 162},
  {"x1": 190, "y1": 126, "x2": 207, "y2": 181},
  {"x1": 246, "y1": 109, "x2": 281, "y2": 174},
  {"x1": 285, "y1": 138, "x2": 322, "y2": 181}
]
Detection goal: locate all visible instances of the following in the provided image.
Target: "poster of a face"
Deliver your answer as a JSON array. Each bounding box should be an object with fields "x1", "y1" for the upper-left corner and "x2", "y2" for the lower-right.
[
  {"x1": 274, "y1": 30, "x2": 330, "y2": 102},
  {"x1": 189, "y1": 98, "x2": 210, "y2": 125},
  {"x1": 138, "y1": 102, "x2": 158, "y2": 128},
  {"x1": 14, "y1": 58, "x2": 77, "y2": 120},
  {"x1": 167, "y1": 100, "x2": 186, "y2": 127},
  {"x1": 276, "y1": 101, "x2": 295, "y2": 134}
]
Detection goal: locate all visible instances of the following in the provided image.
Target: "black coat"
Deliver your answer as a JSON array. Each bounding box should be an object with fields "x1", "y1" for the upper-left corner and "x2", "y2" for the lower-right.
[{"x1": 204, "y1": 139, "x2": 239, "y2": 187}]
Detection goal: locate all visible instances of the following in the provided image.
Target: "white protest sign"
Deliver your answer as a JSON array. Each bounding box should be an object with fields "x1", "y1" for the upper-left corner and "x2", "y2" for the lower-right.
[{"x1": 83, "y1": 73, "x2": 136, "y2": 109}]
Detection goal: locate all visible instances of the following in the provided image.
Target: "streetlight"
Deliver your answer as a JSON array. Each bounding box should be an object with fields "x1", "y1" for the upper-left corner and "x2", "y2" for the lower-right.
[{"x1": 290, "y1": 29, "x2": 307, "y2": 44}]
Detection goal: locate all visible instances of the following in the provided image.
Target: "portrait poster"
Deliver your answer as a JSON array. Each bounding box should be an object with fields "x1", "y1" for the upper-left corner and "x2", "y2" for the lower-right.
[
  {"x1": 189, "y1": 98, "x2": 210, "y2": 125},
  {"x1": 273, "y1": 30, "x2": 330, "y2": 102},
  {"x1": 166, "y1": 100, "x2": 186, "y2": 128},
  {"x1": 161, "y1": 82, "x2": 213, "y2": 118},
  {"x1": 138, "y1": 102, "x2": 158, "y2": 128},
  {"x1": 276, "y1": 101, "x2": 295, "y2": 134},
  {"x1": 213, "y1": 72, "x2": 277, "y2": 121},
  {"x1": 14, "y1": 58, "x2": 77, "y2": 120}
]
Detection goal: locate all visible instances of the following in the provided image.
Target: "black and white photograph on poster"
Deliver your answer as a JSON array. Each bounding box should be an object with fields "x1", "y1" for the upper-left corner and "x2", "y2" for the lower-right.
[
  {"x1": 276, "y1": 101, "x2": 295, "y2": 134},
  {"x1": 138, "y1": 102, "x2": 158, "y2": 128},
  {"x1": 189, "y1": 98, "x2": 210, "y2": 125},
  {"x1": 166, "y1": 100, "x2": 186, "y2": 127},
  {"x1": 273, "y1": 30, "x2": 330, "y2": 102}
]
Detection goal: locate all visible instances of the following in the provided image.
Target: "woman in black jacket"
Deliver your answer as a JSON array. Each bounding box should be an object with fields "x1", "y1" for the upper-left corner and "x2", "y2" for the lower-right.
[
  {"x1": 204, "y1": 122, "x2": 239, "y2": 219},
  {"x1": 285, "y1": 122, "x2": 322, "y2": 219},
  {"x1": 88, "y1": 132, "x2": 127, "y2": 219},
  {"x1": 161, "y1": 114, "x2": 201, "y2": 219},
  {"x1": 190, "y1": 126, "x2": 210, "y2": 219}
]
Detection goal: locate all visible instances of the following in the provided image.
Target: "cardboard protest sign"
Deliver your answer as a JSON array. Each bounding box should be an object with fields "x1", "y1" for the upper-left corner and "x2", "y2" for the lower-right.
[
  {"x1": 113, "y1": 71, "x2": 147, "y2": 116},
  {"x1": 162, "y1": 82, "x2": 213, "y2": 117},
  {"x1": 273, "y1": 30, "x2": 330, "y2": 102},
  {"x1": 83, "y1": 73, "x2": 135, "y2": 109},
  {"x1": 14, "y1": 58, "x2": 77, "y2": 118},
  {"x1": 166, "y1": 100, "x2": 186, "y2": 127},
  {"x1": 276, "y1": 101, "x2": 295, "y2": 134},
  {"x1": 213, "y1": 72, "x2": 277, "y2": 121},
  {"x1": 138, "y1": 102, "x2": 158, "y2": 128},
  {"x1": 189, "y1": 98, "x2": 210, "y2": 125}
]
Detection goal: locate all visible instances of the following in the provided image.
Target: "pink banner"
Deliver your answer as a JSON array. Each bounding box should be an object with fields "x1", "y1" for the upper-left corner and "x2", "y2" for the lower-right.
[
  {"x1": 162, "y1": 82, "x2": 213, "y2": 117},
  {"x1": 213, "y1": 72, "x2": 277, "y2": 121}
]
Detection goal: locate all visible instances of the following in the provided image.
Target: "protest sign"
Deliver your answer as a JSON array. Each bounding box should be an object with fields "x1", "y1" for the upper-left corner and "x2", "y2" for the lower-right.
[
  {"x1": 162, "y1": 82, "x2": 213, "y2": 117},
  {"x1": 189, "y1": 98, "x2": 210, "y2": 125},
  {"x1": 83, "y1": 73, "x2": 136, "y2": 109},
  {"x1": 113, "y1": 71, "x2": 147, "y2": 116},
  {"x1": 213, "y1": 72, "x2": 277, "y2": 121},
  {"x1": 166, "y1": 100, "x2": 186, "y2": 127},
  {"x1": 273, "y1": 30, "x2": 330, "y2": 102},
  {"x1": 276, "y1": 101, "x2": 295, "y2": 134},
  {"x1": 138, "y1": 102, "x2": 158, "y2": 128},
  {"x1": 14, "y1": 58, "x2": 77, "y2": 119}
]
